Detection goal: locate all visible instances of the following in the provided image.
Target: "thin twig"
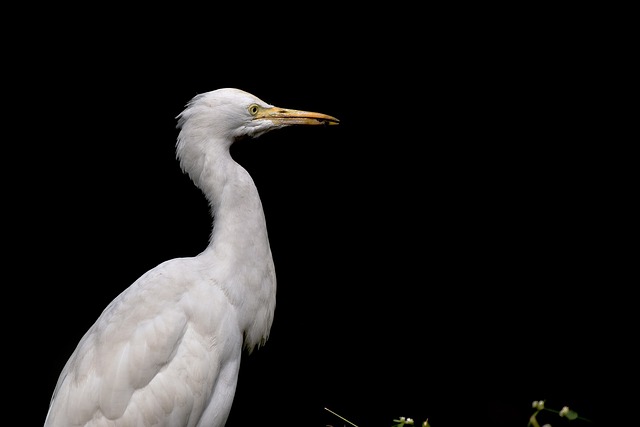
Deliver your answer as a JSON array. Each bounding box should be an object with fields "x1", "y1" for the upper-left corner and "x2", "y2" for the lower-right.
[{"x1": 324, "y1": 407, "x2": 359, "y2": 427}]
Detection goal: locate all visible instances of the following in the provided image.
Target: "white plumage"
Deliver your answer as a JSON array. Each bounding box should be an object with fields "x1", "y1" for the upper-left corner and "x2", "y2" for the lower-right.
[{"x1": 44, "y1": 88, "x2": 339, "y2": 427}]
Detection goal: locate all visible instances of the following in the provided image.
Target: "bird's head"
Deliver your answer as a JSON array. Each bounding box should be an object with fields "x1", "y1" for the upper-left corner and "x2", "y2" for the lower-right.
[
  {"x1": 177, "y1": 87, "x2": 338, "y2": 143},
  {"x1": 176, "y1": 88, "x2": 339, "y2": 180}
]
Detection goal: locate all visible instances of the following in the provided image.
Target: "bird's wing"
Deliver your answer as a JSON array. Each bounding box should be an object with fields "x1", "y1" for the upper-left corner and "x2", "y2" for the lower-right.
[{"x1": 45, "y1": 258, "x2": 243, "y2": 427}]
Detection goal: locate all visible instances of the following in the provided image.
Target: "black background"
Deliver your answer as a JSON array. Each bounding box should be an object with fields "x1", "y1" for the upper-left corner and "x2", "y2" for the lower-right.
[{"x1": 11, "y1": 6, "x2": 630, "y2": 427}]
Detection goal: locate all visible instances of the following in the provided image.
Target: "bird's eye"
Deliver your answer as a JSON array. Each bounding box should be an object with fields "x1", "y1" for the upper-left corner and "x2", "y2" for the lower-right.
[{"x1": 248, "y1": 104, "x2": 260, "y2": 116}]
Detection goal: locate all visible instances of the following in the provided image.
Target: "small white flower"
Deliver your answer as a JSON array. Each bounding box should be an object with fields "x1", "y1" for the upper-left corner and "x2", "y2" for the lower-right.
[
  {"x1": 406, "y1": 418, "x2": 414, "y2": 425},
  {"x1": 559, "y1": 406, "x2": 570, "y2": 417},
  {"x1": 399, "y1": 417, "x2": 406, "y2": 422},
  {"x1": 536, "y1": 400, "x2": 545, "y2": 410},
  {"x1": 532, "y1": 400, "x2": 538, "y2": 408}
]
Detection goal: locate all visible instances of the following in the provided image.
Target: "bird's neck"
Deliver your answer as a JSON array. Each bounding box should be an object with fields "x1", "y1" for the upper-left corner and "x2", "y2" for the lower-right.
[
  {"x1": 199, "y1": 151, "x2": 267, "y2": 243},
  {"x1": 208, "y1": 161, "x2": 269, "y2": 254},
  {"x1": 196, "y1": 150, "x2": 276, "y2": 350}
]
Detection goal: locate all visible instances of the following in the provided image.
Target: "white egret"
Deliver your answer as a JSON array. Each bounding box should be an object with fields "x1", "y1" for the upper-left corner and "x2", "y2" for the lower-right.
[{"x1": 44, "y1": 88, "x2": 339, "y2": 427}]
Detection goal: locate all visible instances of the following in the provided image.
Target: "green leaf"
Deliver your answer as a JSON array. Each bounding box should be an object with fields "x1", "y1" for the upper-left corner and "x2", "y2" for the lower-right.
[{"x1": 565, "y1": 409, "x2": 578, "y2": 421}]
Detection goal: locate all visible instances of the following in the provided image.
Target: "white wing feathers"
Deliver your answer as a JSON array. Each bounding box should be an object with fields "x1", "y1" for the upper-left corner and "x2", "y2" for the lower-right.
[{"x1": 45, "y1": 257, "x2": 243, "y2": 427}]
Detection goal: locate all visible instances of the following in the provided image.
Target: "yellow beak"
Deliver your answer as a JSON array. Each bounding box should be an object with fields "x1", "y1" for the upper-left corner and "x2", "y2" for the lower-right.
[{"x1": 255, "y1": 106, "x2": 340, "y2": 126}]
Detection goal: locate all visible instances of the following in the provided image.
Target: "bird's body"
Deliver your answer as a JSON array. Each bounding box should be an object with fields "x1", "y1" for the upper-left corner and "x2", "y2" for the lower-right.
[{"x1": 44, "y1": 88, "x2": 338, "y2": 427}]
